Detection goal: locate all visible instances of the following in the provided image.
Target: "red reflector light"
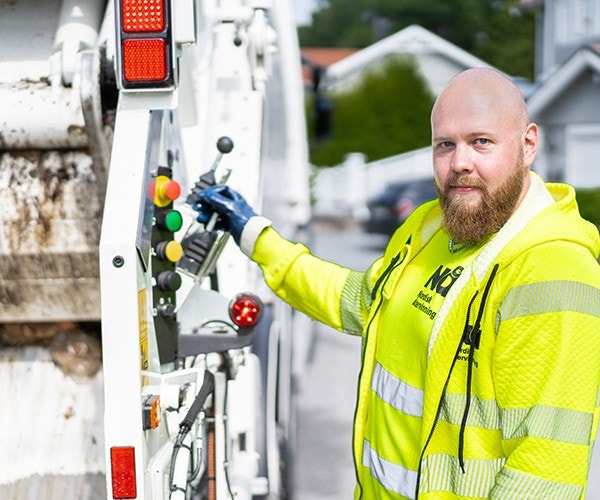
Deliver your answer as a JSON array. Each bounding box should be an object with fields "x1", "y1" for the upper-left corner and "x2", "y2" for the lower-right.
[
  {"x1": 123, "y1": 38, "x2": 167, "y2": 82},
  {"x1": 122, "y1": 0, "x2": 165, "y2": 33},
  {"x1": 110, "y1": 446, "x2": 137, "y2": 498},
  {"x1": 229, "y1": 294, "x2": 263, "y2": 328}
]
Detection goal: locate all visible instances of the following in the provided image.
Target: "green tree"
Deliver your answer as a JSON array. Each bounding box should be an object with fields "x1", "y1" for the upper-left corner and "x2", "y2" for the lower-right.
[
  {"x1": 309, "y1": 56, "x2": 434, "y2": 166},
  {"x1": 299, "y1": 0, "x2": 535, "y2": 79},
  {"x1": 576, "y1": 188, "x2": 600, "y2": 228},
  {"x1": 472, "y1": 2, "x2": 535, "y2": 79},
  {"x1": 298, "y1": 0, "x2": 373, "y2": 47}
]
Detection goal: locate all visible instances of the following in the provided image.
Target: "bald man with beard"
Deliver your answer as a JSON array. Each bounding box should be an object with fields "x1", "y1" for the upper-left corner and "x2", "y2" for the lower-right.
[
  {"x1": 431, "y1": 68, "x2": 536, "y2": 246},
  {"x1": 194, "y1": 68, "x2": 600, "y2": 499}
]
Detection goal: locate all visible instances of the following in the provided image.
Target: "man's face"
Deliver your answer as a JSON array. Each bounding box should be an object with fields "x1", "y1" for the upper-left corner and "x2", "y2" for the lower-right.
[
  {"x1": 431, "y1": 87, "x2": 534, "y2": 244},
  {"x1": 435, "y1": 148, "x2": 526, "y2": 245}
]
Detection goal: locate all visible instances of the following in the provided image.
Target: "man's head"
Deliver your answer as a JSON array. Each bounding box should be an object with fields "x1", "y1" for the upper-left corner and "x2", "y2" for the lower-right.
[{"x1": 431, "y1": 68, "x2": 538, "y2": 245}]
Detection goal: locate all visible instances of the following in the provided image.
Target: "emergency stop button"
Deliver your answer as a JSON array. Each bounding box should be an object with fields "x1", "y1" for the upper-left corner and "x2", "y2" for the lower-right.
[{"x1": 151, "y1": 176, "x2": 181, "y2": 207}]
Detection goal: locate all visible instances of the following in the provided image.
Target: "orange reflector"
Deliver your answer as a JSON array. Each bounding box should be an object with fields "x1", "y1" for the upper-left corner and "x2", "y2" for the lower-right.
[
  {"x1": 110, "y1": 447, "x2": 137, "y2": 499},
  {"x1": 229, "y1": 294, "x2": 263, "y2": 328},
  {"x1": 121, "y1": 0, "x2": 165, "y2": 33},
  {"x1": 143, "y1": 394, "x2": 161, "y2": 430},
  {"x1": 123, "y1": 38, "x2": 167, "y2": 82}
]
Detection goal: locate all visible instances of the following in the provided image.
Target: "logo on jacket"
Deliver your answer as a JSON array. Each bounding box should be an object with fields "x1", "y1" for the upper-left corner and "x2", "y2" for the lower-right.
[{"x1": 425, "y1": 265, "x2": 464, "y2": 297}]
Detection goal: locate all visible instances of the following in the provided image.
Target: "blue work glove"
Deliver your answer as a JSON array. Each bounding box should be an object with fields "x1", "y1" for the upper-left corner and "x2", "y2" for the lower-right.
[{"x1": 193, "y1": 185, "x2": 258, "y2": 245}]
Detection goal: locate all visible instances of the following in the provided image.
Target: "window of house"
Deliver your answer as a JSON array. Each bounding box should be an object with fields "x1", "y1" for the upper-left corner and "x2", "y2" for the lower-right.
[{"x1": 555, "y1": 0, "x2": 600, "y2": 43}]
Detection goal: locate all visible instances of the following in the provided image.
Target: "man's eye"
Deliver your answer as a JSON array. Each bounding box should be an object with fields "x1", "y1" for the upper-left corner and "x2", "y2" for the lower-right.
[
  {"x1": 438, "y1": 141, "x2": 454, "y2": 149},
  {"x1": 475, "y1": 138, "x2": 490, "y2": 145}
]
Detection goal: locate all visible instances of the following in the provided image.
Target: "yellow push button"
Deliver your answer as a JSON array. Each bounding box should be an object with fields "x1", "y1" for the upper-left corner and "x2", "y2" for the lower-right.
[{"x1": 156, "y1": 240, "x2": 183, "y2": 263}]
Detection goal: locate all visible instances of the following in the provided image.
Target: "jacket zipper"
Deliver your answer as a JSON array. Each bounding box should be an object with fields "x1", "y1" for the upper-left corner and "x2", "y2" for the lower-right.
[
  {"x1": 354, "y1": 251, "x2": 405, "y2": 498},
  {"x1": 371, "y1": 253, "x2": 401, "y2": 300},
  {"x1": 414, "y1": 264, "x2": 499, "y2": 498},
  {"x1": 457, "y1": 264, "x2": 499, "y2": 472},
  {"x1": 414, "y1": 291, "x2": 478, "y2": 499}
]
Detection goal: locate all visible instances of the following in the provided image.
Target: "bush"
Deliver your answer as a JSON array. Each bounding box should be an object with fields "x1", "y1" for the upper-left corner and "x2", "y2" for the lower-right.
[
  {"x1": 575, "y1": 188, "x2": 600, "y2": 227},
  {"x1": 308, "y1": 55, "x2": 434, "y2": 167}
]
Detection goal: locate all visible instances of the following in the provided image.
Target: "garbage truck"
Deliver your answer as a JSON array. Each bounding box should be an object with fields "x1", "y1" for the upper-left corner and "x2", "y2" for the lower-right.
[{"x1": 0, "y1": 0, "x2": 312, "y2": 498}]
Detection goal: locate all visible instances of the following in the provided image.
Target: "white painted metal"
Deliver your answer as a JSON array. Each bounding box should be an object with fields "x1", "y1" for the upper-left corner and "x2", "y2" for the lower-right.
[
  {"x1": 100, "y1": 108, "x2": 154, "y2": 498},
  {"x1": 54, "y1": 0, "x2": 105, "y2": 85},
  {"x1": 1, "y1": 1, "x2": 309, "y2": 499},
  {"x1": 0, "y1": 347, "x2": 104, "y2": 491},
  {"x1": 0, "y1": 85, "x2": 88, "y2": 148}
]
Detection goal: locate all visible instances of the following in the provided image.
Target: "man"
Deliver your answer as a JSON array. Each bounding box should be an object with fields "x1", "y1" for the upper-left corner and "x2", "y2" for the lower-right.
[{"x1": 194, "y1": 68, "x2": 600, "y2": 499}]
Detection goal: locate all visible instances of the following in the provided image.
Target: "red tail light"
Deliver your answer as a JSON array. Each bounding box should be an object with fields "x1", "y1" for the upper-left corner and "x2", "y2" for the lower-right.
[
  {"x1": 123, "y1": 38, "x2": 167, "y2": 82},
  {"x1": 229, "y1": 294, "x2": 263, "y2": 328},
  {"x1": 110, "y1": 446, "x2": 137, "y2": 498},
  {"x1": 116, "y1": 0, "x2": 175, "y2": 90},
  {"x1": 122, "y1": 0, "x2": 165, "y2": 33}
]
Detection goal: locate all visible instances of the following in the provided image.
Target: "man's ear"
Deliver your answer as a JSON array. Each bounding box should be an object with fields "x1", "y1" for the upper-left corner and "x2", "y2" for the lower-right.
[{"x1": 523, "y1": 122, "x2": 538, "y2": 166}]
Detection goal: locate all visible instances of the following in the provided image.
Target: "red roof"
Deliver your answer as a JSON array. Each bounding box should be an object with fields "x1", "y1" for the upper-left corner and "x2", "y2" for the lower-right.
[
  {"x1": 302, "y1": 48, "x2": 359, "y2": 67},
  {"x1": 301, "y1": 47, "x2": 359, "y2": 85}
]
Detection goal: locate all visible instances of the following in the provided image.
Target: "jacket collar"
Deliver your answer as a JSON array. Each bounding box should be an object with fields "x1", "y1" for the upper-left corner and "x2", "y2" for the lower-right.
[{"x1": 426, "y1": 173, "x2": 554, "y2": 358}]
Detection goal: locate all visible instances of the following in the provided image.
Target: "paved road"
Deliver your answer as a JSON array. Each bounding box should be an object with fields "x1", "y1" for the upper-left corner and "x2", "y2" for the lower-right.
[{"x1": 293, "y1": 222, "x2": 387, "y2": 500}]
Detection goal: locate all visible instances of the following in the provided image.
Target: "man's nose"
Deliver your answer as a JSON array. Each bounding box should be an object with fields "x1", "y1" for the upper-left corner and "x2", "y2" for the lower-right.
[{"x1": 450, "y1": 144, "x2": 473, "y2": 172}]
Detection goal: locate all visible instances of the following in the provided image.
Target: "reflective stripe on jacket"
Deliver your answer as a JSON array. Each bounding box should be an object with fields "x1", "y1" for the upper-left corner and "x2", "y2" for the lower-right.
[{"x1": 251, "y1": 175, "x2": 600, "y2": 499}]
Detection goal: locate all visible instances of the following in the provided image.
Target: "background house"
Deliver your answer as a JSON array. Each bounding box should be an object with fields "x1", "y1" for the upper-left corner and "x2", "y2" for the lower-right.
[
  {"x1": 320, "y1": 24, "x2": 492, "y2": 95},
  {"x1": 310, "y1": 25, "x2": 493, "y2": 219},
  {"x1": 312, "y1": 4, "x2": 600, "y2": 219},
  {"x1": 524, "y1": 0, "x2": 600, "y2": 187},
  {"x1": 301, "y1": 47, "x2": 359, "y2": 90}
]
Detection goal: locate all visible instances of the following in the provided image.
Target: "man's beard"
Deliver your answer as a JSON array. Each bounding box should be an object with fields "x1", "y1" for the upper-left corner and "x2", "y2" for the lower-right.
[{"x1": 436, "y1": 160, "x2": 526, "y2": 245}]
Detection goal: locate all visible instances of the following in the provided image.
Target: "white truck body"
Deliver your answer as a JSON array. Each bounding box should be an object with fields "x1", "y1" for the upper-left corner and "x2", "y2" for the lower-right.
[{"x1": 0, "y1": 1, "x2": 311, "y2": 498}]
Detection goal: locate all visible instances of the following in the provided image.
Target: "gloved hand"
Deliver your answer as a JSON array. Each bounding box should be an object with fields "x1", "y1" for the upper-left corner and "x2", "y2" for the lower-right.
[{"x1": 193, "y1": 185, "x2": 258, "y2": 245}]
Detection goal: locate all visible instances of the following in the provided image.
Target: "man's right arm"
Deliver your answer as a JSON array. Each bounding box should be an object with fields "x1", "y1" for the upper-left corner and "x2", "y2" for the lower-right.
[
  {"x1": 251, "y1": 226, "x2": 379, "y2": 336},
  {"x1": 193, "y1": 184, "x2": 380, "y2": 335}
]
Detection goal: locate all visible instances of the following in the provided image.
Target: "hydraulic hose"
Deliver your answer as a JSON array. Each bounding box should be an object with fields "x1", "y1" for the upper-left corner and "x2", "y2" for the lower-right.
[{"x1": 169, "y1": 370, "x2": 216, "y2": 497}]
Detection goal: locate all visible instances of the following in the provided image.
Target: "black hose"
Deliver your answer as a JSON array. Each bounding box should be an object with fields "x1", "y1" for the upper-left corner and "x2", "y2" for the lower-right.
[
  {"x1": 180, "y1": 370, "x2": 215, "y2": 433},
  {"x1": 169, "y1": 370, "x2": 216, "y2": 495}
]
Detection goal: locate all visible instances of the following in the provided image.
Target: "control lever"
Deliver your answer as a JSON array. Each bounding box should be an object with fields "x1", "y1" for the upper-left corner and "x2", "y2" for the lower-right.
[
  {"x1": 184, "y1": 136, "x2": 234, "y2": 205},
  {"x1": 178, "y1": 137, "x2": 234, "y2": 281}
]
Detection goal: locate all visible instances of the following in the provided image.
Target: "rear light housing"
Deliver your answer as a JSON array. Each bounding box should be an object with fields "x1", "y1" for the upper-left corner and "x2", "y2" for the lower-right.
[
  {"x1": 115, "y1": 0, "x2": 176, "y2": 91},
  {"x1": 229, "y1": 293, "x2": 263, "y2": 329}
]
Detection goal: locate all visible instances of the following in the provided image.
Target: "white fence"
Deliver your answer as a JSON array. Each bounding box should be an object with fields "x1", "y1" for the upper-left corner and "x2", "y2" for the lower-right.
[{"x1": 312, "y1": 146, "x2": 433, "y2": 221}]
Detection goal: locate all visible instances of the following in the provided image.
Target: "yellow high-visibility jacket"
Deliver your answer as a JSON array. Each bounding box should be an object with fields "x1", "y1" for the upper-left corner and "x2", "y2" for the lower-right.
[{"x1": 249, "y1": 175, "x2": 600, "y2": 499}]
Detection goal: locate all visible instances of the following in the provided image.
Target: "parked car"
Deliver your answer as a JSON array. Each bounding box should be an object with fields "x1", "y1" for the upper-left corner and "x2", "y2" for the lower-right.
[{"x1": 364, "y1": 178, "x2": 438, "y2": 235}]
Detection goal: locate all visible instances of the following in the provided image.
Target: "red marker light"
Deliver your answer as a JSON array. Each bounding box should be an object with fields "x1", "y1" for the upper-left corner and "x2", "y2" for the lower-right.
[
  {"x1": 122, "y1": 0, "x2": 165, "y2": 33},
  {"x1": 229, "y1": 294, "x2": 263, "y2": 328},
  {"x1": 110, "y1": 446, "x2": 137, "y2": 498},
  {"x1": 117, "y1": 0, "x2": 174, "y2": 89},
  {"x1": 123, "y1": 38, "x2": 167, "y2": 82}
]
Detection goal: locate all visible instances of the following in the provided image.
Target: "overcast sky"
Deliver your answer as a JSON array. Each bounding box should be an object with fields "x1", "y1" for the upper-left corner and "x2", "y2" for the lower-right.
[{"x1": 293, "y1": 0, "x2": 318, "y2": 26}]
